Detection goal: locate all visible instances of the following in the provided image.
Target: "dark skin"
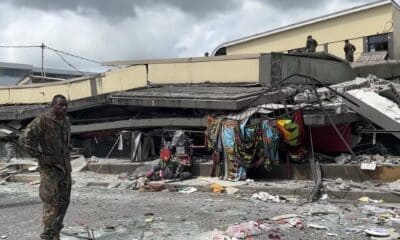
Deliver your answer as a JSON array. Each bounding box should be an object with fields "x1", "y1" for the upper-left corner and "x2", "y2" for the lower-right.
[{"x1": 52, "y1": 97, "x2": 68, "y2": 120}]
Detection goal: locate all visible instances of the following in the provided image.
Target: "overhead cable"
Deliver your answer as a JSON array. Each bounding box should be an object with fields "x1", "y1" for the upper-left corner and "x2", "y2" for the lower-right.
[
  {"x1": 46, "y1": 45, "x2": 101, "y2": 64},
  {"x1": 51, "y1": 49, "x2": 84, "y2": 75},
  {"x1": 0, "y1": 45, "x2": 41, "y2": 48}
]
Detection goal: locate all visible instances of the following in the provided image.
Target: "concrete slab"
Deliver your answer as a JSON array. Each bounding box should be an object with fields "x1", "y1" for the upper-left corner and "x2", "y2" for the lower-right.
[
  {"x1": 71, "y1": 117, "x2": 207, "y2": 134},
  {"x1": 86, "y1": 161, "x2": 400, "y2": 182},
  {"x1": 344, "y1": 89, "x2": 400, "y2": 139},
  {"x1": 109, "y1": 87, "x2": 290, "y2": 110}
]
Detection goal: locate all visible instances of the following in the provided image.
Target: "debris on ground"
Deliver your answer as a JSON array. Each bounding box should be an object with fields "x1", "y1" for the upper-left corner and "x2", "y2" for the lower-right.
[
  {"x1": 225, "y1": 186, "x2": 240, "y2": 195},
  {"x1": 71, "y1": 156, "x2": 88, "y2": 173},
  {"x1": 178, "y1": 187, "x2": 197, "y2": 194},
  {"x1": 251, "y1": 191, "x2": 285, "y2": 203},
  {"x1": 210, "y1": 183, "x2": 225, "y2": 193}
]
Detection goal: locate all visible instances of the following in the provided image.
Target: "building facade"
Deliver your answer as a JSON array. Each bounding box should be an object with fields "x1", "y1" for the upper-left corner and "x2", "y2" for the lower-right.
[{"x1": 213, "y1": 0, "x2": 400, "y2": 61}]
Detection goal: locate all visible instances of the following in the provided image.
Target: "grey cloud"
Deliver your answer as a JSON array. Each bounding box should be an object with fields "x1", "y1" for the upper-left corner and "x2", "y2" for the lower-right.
[
  {"x1": 259, "y1": 0, "x2": 324, "y2": 10},
  {"x1": 257, "y1": 0, "x2": 372, "y2": 11},
  {"x1": 8, "y1": 0, "x2": 240, "y2": 21},
  {"x1": 8, "y1": 0, "x2": 136, "y2": 21}
]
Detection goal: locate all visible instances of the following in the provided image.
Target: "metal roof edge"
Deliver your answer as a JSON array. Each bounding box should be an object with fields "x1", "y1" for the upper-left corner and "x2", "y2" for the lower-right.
[
  {"x1": 101, "y1": 53, "x2": 261, "y2": 66},
  {"x1": 391, "y1": 0, "x2": 400, "y2": 10},
  {"x1": 212, "y1": 0, "x2": 392, "y2": 55}
]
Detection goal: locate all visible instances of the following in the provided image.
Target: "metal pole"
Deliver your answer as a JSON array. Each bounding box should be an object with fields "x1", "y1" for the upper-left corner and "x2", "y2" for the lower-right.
[
  {"x1": 41, "y1": 43, "x2": 45, "y2": 77},
  {"x1": 307, "y1": 127, "x2": 322, "y2": 202}
]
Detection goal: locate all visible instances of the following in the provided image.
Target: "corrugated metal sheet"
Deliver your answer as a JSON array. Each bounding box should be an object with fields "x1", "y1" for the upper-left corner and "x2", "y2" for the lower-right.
[{"x1": 357, "y1": 51, "x2": 388, "y2": 62}]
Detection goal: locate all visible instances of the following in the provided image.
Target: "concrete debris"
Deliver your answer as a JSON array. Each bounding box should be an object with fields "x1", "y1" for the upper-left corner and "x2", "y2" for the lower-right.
[
  {"x1": 370, "y1": 229, "x2": 400, "y2": 240},
  {"x1": 178, "y1": 187, "x2": 197, "y2": 194},
  {"x1": 108, "y1": 182, "x2": 121, "y2": 189},
  {"x1": 320, "y1": 193, "x2": 328, "y2": 201},
  {"x1": 388, "y1": 180, "x2": 400, "y2": 192},
  {"x1": 71, "y1": 156, "x2": 87, "y2": 173},
  {"x1": 213, "y1": 221, "x2": 265, "y2": 239},
  {"x1": 337, "y1": 182, "x2": 351, "y2": 191},
  {"x1": 133, "y1": 176, "x2": 148, "y2": 190},
  {"x1": 251, "y1": 191, "x2": 285, "y2": 203},
  {"x1": 345, "y1": 88, "x2": 400, "y2": 139},
  {"x1": 358, "y1": 154, "x2": 400, "y2": 165},
  {"x1": 225, "y1": 186, "x2": 240, "y2": 195},
  {"x1": 365, "y1": 227, "x2": 391, "y2": 237},
  {"x1": 138, "y1": 182, "x2": 165, "y2": 192},
  {"x1": 118, "y1": 172, "x2": 129, "y2": 180},
  {"x1": 358, "y1": 196, "x2": 383, "y2": 204},
  {"x1": 334, "y1": 154, "x2": 352, "y2": 164},
  {"x1": 388, "y1": 218, "x2": 400, "y2": 229},
  {"x1": 360, "y1": 162, "x2": 377, "y2": 171},
  {"x1": 326, "y1": 232, "x2": 338, "y2": 237},
  {"x1": 307, "y1": 223, "x2": 329, "y2": 230},
  {"x1": 344, "y1": 227, "x2": 364, "y2": 234},
  {"x1": 270, "y1": 214, "x2": 298, "y2": 221}
]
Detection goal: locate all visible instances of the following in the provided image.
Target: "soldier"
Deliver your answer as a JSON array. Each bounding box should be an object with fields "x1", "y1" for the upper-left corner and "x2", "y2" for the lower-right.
[
  {"x1": 19, "y1": 94, "x2": 71, "y2": 240},
  {"x1": 306, "y1": 35, "x2": 318, "y2": 53},
  {"x1": 344, "y1": 39, "x2": 356, "y2": 62}
]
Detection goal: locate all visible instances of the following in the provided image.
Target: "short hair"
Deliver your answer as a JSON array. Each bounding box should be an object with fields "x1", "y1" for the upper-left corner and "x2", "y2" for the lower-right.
[{"x1": 52, "y1": 94, "x2": 67, "y2": 105}]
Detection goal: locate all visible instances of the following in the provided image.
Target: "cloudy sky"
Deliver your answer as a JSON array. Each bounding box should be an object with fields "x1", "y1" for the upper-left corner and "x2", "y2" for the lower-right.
[{"x1": 0, "y1": 0, "x2": 379, "y2": 72}]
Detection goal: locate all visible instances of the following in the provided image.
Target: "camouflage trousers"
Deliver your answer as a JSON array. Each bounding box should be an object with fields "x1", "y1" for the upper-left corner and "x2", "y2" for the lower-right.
[{"x1": 39, "y1": 167, "x2": 71, "y2": 239}]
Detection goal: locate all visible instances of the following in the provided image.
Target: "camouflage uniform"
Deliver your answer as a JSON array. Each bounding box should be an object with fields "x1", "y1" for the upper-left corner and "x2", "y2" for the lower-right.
[
  {"x1": 19, "y1": 112, "x2": 71, "y2": 240},
  {"x1": 344, "y1": 42, "x2": 356, "y2": 62},
  {"x1": 306, "y1": 37, "x2": 318, "y2": 53}
]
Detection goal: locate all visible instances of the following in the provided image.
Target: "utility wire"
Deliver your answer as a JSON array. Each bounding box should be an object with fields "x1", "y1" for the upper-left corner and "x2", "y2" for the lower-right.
[
  {"x1": 0, "y1": 45, "x2": 41, "y2": 48},
  {"x1": 46, "y1": 45, "x2": 101, "y2": 64},
  {"x1": 51, "y1": 49, "x2": 84, "y2": 75},
  {"x1": 0, "y1": 43, "x2": 102, "y2": 74}
]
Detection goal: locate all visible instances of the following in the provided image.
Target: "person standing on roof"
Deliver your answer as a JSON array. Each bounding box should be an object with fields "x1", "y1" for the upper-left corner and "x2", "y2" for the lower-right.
[
  {"x1": 19, "y1": 94, "x2": 71, "y2": 240},
  {"x1": 305, "y1": 35, "x2": 318, "y2": 53},
  {"x1": 344, "y1": 39, "x2": 356, "y2": 62}
]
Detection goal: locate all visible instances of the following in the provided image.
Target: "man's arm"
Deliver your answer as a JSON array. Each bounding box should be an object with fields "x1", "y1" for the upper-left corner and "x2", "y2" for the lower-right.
[
  {"x1": 19, "y1": 117, "x2": 42, "y2": 158},
  {"x1": 19, "y1": 117, "x2": 56, "y2": 166}
]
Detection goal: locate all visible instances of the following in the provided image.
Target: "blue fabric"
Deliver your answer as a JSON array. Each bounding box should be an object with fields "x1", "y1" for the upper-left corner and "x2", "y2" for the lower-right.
[
  {"x1": 262, "y1": 120, "x2": 280, "y2": 162},
  {"x1": 222, "y1": 123, "x2": 236, "y2": 148},
  {"x1": 240, "y1": 117, "x2": 255, "y2": 139}
]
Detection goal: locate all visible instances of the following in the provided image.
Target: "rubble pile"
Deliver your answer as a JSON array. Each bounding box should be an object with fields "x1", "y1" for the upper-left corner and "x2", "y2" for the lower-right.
[{"x1": 212, "y1": 199, "x2": 400, "y2": 240}]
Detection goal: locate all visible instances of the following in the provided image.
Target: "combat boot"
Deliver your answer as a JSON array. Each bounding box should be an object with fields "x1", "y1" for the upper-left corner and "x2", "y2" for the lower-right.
[
  {"x1": 40, "y1": 232, "x2": 53, "y2": 240},
  {"x1": 51, "y1": 234, "x2": 60, "y2": 240}
]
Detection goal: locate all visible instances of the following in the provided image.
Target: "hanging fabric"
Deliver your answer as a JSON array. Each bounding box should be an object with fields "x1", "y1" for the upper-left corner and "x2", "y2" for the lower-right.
[{"x1": 261, "y1": 119, "x2": 280, "y2": 166}]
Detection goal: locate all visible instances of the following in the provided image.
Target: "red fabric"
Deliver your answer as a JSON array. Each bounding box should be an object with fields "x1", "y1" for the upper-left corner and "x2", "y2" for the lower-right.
[
  {"x1": 160, "y1": 148, "x2": 171, "y2": 161},
  {"x1": 293, "y1": 111, "x2": 306, "y2": 145},
  {"x1": 309, "y1": 124, "x2": 352, "y2": 153}
]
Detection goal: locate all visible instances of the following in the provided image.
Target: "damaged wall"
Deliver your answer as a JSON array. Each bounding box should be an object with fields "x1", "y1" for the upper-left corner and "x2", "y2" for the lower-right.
[
  {"x1": 352, "y1": 61, "x2": 400, "y2": 79},
  {"x1": 260, "y1": 53, "x2": 354, "y2": 86},
  {"x1": 0, "y1": 65, "x2": 148, "y2": 105},
  {"x1": 148, "y1": 57, "x2": 259, "y2": 84},
  {"x1": 0, "y1": 55, "x2": 261, "y2": 105}
]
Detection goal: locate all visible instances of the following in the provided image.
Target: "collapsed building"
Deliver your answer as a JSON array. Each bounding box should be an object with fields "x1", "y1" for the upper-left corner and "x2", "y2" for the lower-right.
[
  {"x1": 0, "y1": 51, "x2": 399, "y2": 190},
  {"x1": 1, "y1": 1, "x2": 400, "y2": 193}
]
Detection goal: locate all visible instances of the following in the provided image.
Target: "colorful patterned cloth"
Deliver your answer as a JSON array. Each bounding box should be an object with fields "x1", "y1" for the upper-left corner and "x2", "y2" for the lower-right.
[{"x1": 261, "y1": 119, "x2": 280, "y2": 166}]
